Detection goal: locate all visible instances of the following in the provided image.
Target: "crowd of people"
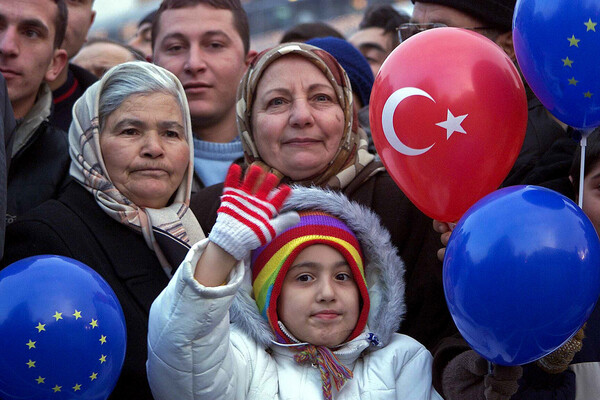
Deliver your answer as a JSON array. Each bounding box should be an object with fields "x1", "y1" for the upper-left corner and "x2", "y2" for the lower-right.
[{"x1": 0, "y1": 0, "x2": 597, "y2": 399}]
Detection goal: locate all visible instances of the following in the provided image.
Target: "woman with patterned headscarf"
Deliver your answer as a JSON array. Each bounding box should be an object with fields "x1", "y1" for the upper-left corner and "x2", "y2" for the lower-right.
[
  {"x1": 190, "y1": 43, "x2": 454, "y2": 352},
  {"x1": 3, "y1": 61, "x2": 205, "y2": 399}
]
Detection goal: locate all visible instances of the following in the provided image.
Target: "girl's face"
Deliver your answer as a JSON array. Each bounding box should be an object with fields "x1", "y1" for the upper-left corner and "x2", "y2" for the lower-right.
[{"x1": 277, "y1": 244, "x2": 360, "y2": 348}]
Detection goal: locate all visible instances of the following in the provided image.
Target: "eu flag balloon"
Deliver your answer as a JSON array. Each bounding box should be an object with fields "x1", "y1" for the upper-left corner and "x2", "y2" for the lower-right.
[
  {"x1": 444, "y1": 186, "x2": 600, "y2": 365},
  {"x1": 514, "y1": 0, "x2": 600, "y2": 129},
  {"x1": 0, "y1": 255, "x2": 126, "y2": 400}
]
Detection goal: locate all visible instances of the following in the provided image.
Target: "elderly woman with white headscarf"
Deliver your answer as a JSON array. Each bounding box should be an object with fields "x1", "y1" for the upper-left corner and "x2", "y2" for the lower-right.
[{"x1": 3, "y1": 61, "x2": 204, "y2": 399}]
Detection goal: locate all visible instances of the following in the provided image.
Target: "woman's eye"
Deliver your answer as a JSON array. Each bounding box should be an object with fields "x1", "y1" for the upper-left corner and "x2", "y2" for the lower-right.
[
  {"x1": 165, "y1": 130, "x2": 181, "y2": 138},
  {"x1": 121, "y1": 128, "x2": 138, "y2": 136},
  {"x1": 314, "y1": 94, "x2": 333, "y2": 103},
  {"x1": 267, "y1": 97, "x2": 285, "y2": 107}
]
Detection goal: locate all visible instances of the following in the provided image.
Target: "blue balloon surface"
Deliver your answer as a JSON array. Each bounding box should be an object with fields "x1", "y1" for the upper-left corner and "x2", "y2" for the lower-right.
[
  {"x1": 0, "y1": 255, "x2": 127, "y2": 400},
  {"x1": 444, "y1": 186, "x2": 600, "y2": 365},
  {"x1": 513, "y1": 0, "x2": 600, "y2": 129}
]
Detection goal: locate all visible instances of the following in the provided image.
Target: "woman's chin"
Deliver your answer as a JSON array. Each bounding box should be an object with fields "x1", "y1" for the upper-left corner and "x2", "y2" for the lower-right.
[{"x1": 277, "y1": 160, "x2": 329, "y2": 181}]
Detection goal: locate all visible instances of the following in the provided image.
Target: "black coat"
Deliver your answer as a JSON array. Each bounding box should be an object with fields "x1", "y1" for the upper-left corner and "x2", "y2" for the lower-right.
[
  {"x1": 6, "y1": 120, "x2": 71, "y2": 224},
  {"x1": 190, "y1": 162, "x2": 455, "y2": 352},
  {"x1": 4, "y1": 182, "x2": 167, "y2": 400}
]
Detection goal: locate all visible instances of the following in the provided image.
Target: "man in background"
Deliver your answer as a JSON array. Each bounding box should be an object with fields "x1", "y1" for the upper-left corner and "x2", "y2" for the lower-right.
[
  {"x1": 349, "y1": 4, "x2": 409, "y2": 77},
  {"x1": 0, "y1": 0, "x2": 70, "y2": 223},
  {"x1": 48, "y1": 0, "x2": 97, "y2": 132},
  {"x1": 152, "y1": 0, "x2": 256, "y2": 191}
]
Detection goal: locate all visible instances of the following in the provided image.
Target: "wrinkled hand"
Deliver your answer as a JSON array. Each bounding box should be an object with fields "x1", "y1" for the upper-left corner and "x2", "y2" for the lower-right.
[
  {"x1": 536, "y1": 325, "x2": 585, "y2": 374},
  {"x1": 442, "y1": 350, "x2": 522, "y2": 400},
  {"x1": 208, "y1": 164, "x2": 300, "y2": 260},
  {"x1": 433, "y1": 220, "x2": 455, "y2": 262}
]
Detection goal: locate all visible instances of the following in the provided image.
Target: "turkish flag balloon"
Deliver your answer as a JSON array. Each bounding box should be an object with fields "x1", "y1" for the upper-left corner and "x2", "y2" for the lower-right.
[{"x1": 370, "y1": 28, "x2": 527, "y2": 222}]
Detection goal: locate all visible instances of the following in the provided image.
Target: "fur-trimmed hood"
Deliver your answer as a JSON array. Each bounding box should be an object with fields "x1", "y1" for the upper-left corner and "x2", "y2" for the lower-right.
[{"x1": 230, "y1": 186, "x2": 406, "y2": 350}]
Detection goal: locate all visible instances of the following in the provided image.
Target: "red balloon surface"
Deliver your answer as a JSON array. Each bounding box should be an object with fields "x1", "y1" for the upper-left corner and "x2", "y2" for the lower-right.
[{"x1": 370, "y1": 28, "x2": 527, "y2": 222}]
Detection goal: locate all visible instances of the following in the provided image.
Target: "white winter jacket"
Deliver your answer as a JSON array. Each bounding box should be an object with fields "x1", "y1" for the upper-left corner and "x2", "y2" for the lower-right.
[{"x1": 147, "y1": 187, "x2": 443, "y2": 400}]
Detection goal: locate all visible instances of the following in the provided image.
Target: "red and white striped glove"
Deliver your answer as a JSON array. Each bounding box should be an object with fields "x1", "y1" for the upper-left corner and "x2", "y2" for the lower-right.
[{"x1": 208, "y1": 164, "x2": 300, "y2": 260}]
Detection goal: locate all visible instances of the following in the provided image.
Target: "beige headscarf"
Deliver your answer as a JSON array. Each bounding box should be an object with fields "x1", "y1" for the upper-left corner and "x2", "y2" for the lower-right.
[
  {"x1": 237, "y1": 42, "x2": 375, "y2": 189},
  {"x1": 69, "y1": 61, "x2": 204, "y2": 277}
]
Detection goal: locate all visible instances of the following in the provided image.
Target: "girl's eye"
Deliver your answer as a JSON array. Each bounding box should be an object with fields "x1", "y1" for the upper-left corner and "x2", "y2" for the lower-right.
[
  {"x1": 296, "y1": 274, "x2": 314, "y2": 282},
  {"x1": 335, "y1": 273, "x2": 352, "y2": 282}
]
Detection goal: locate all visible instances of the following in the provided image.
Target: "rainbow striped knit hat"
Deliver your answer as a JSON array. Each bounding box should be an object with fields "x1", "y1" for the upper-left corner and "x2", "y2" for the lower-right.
[{"x1": 251, "y1": 210, "x2": 370, "y2": 344}]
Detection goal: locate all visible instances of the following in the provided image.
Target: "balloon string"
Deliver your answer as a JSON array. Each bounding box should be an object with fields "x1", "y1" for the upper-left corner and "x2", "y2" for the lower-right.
[
  {"x1": 488, "y1": 360, "x2": 494, "y2": 376},
  {"x1": 579, "y1": 135, "x2": 587, "y2": 209}
]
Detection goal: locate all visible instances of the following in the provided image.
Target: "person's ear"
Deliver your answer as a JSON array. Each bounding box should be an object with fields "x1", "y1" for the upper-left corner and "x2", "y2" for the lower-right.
[
  {"x1": 44, "y1": 48, "x2": 69, "y2": 83},
  {"x1": 245, "y1": 49, "x2": 258, "y2": 68},
  {"x1": 495, "y1": 31, "x2": 515, "y2": 61}
]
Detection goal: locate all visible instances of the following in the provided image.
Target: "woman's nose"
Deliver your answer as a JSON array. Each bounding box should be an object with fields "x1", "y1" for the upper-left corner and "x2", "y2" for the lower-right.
[
  {"x1": 289, "y1": 99, "x2": 315, "y2": 128},
  {"x1": 141, "y1": 133, "x2": 164, "y2": 158}
]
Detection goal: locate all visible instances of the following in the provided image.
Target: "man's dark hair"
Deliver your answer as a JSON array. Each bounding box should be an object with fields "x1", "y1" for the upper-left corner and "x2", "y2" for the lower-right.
[
  {"x1": 152, "y1": 0, "x2": 250, "y2": 54},
  {"x1": 280, "y1": 22, "x2": 344, "y2": 44},
  {"x1": 358, "y1": 4, "x2": 409, "y2": 48},
  {"x1": 52, "y1": 0, "x2": 68, "y2": 49}
]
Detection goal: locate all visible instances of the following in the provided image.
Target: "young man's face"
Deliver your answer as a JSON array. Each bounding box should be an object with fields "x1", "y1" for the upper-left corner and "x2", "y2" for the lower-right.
[
  {"x1": 62, "y1": 0, "x2": 95, "y2": 59},
  {"x1": 348, "y1": 27, "x2": 395, "y2": 77},
  {"x1": 152, "y1": 3, "x2": 250, "y2": 131},
  {"x1": 277, "y1": 244, "x2": 360, "y2": 348},
  {"x1": 0, "y1": 0, "x2": 66, "y2": 118}
]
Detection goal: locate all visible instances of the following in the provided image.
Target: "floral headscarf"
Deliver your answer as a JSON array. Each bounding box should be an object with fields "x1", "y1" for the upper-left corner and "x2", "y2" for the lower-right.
[
  {"x1": 69, "y1": 61, "x2": 205, "y2": 277},
  {"x1": 237, "y1": 42, "x2": 375, "y2": 189}
]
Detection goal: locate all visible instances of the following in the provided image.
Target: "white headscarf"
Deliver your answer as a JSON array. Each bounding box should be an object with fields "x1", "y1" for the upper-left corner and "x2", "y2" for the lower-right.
[{"x1": 68, "y1": 61, "x2": 205, "y2": 277}]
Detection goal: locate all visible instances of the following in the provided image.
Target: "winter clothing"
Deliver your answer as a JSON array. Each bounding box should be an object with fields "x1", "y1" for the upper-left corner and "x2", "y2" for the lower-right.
[
  {"x1": 192, "y1": 136, "x2": 243, "y2": 187},
  {"x1": 442, "y1": 350, "x2": 522, "y2": 400},
  {"x1": 50, "y1": 63, "x2": 98, "y2": 133},
  {"x1": 69, "y1": 62, "x2": 204, "y2": 275},
  {"x1": 502, "y1": 95, "x2": 571, "y2": 193},
  {"x1": 0, "y1": 75, "x2": 14, "y2": 259},
  {"x1": 306, "y1": 37, "x2": 375, "y2": 107},
  {"x1": 7, "y1": 84, "x2": 70, "y2": 224},
  {"x1": 207, "y1": 164, "x2": 295, "y2": 261},
  {"x1": 147, "y1": 186, "x2": 442, "y2": 400},
  {"x1": 251, "y1": 210, "x2": 370, "y2": 344},
  {"x1": 411, "y1": 0, "x2": 516, "y2": 31}
]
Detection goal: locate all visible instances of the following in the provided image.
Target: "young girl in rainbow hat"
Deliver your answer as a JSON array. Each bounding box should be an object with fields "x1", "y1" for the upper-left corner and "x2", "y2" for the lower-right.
[{"x1": 147, "y1": 165, "x2": 441, "y2": 399}]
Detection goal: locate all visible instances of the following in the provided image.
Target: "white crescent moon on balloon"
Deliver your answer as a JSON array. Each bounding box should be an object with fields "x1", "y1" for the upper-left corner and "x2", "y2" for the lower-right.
[{"x1": 381, "y1": 87, "x2": 436, "y2": 156}]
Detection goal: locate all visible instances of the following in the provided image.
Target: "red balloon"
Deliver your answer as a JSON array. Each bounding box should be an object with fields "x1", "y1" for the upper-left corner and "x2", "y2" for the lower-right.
[{"x1": 370, "y1": 28, "x2": 527, "y2": 222}]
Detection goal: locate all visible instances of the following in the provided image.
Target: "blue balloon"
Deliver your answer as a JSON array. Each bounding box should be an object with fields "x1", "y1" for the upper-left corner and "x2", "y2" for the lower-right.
[
  {"x1": 513, "y1": 0, "x2": 600, "y2": 129},
  {"x1": 0, "y1": 255, "x2": 126, "y2": 400},
  {"x1": 444, "y1": 186, "x2": 600, "y2": 366}
]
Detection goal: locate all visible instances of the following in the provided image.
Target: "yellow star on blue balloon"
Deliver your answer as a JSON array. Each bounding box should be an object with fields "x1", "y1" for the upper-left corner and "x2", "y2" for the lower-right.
[
  {"x1": 568, "y1": 35, "x2": 580, "y2": 47},
  {"x1": 584, "y1": 18, "x2": 597, "y2": 32}
]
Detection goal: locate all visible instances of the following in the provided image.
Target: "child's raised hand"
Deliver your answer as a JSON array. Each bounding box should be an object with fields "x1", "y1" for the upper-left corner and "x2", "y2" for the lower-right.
[{"x1": 208, "y1": 164, "x2": 300, "y2": 260}]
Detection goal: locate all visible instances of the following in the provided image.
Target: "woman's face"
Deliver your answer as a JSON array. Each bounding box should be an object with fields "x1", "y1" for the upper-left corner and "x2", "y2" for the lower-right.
[
  {"x1": 251, "y1": 55, "x2": 345, "y2": 181},
  {"x1": 100, "y1": 92, "x2": 189, "y2": 209}
]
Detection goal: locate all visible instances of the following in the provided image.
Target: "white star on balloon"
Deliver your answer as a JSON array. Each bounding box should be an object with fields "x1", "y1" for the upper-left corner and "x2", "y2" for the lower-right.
[{"x1": 436, "y1": 109, "x2": 468, "y2": 139}]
